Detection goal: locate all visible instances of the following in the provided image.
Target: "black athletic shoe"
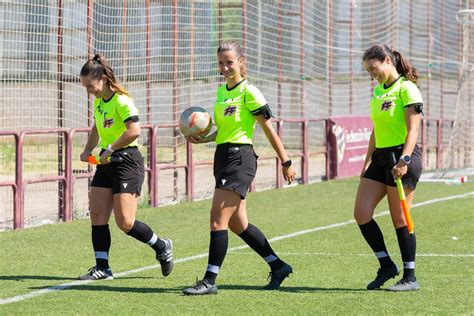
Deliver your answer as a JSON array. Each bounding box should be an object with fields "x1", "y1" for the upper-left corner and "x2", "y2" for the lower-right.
[
  {"x1": 367, "y1": 265, "x2": 400, "y2": 290},
  {"x1": 79, "y1": 266, "x2": 114, "y2": 280},
  {"x1": 183, "y1": 279, "x2": 218, "y2": 295},
  {"x1": 156, "y1": 239, "x2": 174, "y2": 277},
  {"x1": 263, "y1": 262, "x2": 293, "y2": 290}
]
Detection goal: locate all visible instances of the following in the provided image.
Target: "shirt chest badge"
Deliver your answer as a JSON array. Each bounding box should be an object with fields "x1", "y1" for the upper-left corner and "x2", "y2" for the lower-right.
[
  {"x1": 224, "y1": 106, "x2": 237, "y2": 116},
  {"x1": 376, "y1": 93, "x2": 396, "y2": 112},
  {"x1": 380, "y1": 100, "x2": 393, "y2": 111},
  {"x1": 102, "y1": 112, "x2": 114, "y2": 128},
  {"x1": 377, "y1": 97, "x2": 397, "y2": 117},
  {"x1": 103, "y1": 118, "x2": 114, "y2": 128}
]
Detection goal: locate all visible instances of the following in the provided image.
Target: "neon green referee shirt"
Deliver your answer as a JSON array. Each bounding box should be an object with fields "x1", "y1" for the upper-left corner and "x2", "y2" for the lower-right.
[
  {"x1": 93, "y1": 93, "x2": 139, "y2": 149},
  {"x1": 370, "y1": 76, "x2": 423, "y2": 148},
  {"x1": 214, "y1": 80, "x2": 267, "y2": 145}
]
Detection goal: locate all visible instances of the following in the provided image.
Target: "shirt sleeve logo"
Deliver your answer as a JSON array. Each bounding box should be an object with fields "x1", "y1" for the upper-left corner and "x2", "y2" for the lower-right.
[{"x1": 224, "y1": 106, "x2": 237, "y2": 116}]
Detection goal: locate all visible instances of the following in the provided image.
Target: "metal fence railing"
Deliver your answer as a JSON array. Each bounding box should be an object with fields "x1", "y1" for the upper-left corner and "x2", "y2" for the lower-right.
[{"x1": 1, "y1": 116, "x2": 456, "y2": 230}]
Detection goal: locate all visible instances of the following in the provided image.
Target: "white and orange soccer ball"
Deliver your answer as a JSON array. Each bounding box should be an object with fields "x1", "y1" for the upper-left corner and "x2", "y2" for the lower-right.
[{"x1": 178, "y1": 107, "x2": 212, "y2": 138}]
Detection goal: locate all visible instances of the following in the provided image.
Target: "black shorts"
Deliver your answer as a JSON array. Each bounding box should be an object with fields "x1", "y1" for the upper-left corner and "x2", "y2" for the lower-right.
[
  {"x1": 213, "y1": 143, "x2": 258, "y2": 199},
  {"x1": 363, "y1": 144, "x2": 422, "y2": 190},
  {"x1": 91, "y1": 146, "x2": 145, "y2": 195}
]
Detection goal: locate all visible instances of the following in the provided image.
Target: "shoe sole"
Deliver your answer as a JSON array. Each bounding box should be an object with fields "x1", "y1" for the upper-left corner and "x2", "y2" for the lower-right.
[
  {"x1": 78, "y1": 275, "x2": 114, "y2": 281},
  {"x1": 385, "y1": 286, "x2": 420, "y2": 292},
  {"x1": 183, "y1": 290, "x2": 218, "y2": 296}
]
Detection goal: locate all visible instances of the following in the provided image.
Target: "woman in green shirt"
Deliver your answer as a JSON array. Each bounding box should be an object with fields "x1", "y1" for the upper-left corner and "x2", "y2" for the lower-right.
[
  {"x1": 183, "y1": 41, "x2": 296, "y2": 295},
  {"x1": 78, "y1": 54, "x2": 173, "y2": 280},
  {"x1": 355, "y1": 44, "x2": 423, "y2": 291}
]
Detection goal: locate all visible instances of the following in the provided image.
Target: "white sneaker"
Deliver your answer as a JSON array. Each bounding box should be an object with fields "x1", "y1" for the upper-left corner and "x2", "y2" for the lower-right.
[{"x1": 386, "y1": 278, "x2": 420, "y2": 291}]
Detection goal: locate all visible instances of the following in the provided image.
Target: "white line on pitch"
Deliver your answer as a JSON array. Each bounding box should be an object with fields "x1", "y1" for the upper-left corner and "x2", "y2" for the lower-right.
[
  {"x1": 228, "y1": 251, "x2": 474, "y2": 258},
  {"x1": 1, "y1": 191, "x2": 473, "y2": 305}
]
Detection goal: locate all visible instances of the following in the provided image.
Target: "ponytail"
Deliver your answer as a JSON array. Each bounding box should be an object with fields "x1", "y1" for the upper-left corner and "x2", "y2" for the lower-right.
[
  {"x1": 363, "y1": 44, "x2": 418, "y2": 84},
  {"x1": 80, "y1": 54, "x2": 130, "y2": 96},
  {"x1": 393, "y1": 50, "x2": 418, "y2": 84}
]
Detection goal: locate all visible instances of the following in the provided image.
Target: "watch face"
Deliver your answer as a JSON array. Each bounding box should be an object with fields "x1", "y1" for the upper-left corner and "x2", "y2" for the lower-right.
[{"x1": 402, "y1": 155, "x2": 411, "y2": 163}]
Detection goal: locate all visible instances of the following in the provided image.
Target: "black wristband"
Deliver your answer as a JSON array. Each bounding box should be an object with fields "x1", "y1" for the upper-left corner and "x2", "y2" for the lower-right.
[{"x1": 282, "y1": 159, "x2": 292, "y2": 168}]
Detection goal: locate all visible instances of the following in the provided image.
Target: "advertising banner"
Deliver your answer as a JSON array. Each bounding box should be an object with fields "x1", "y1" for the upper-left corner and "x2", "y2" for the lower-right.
[{"x1": 328, "y1": 116, "x2": 373, "y2": 179}]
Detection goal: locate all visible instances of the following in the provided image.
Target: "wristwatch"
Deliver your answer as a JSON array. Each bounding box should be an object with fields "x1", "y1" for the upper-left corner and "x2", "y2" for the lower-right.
[
  {"x1": 282, "y1": 159, "x2": 292, "y2": 168},
  {"x1": 399, "y1": 155, "x2": 411, "y2": 165}
]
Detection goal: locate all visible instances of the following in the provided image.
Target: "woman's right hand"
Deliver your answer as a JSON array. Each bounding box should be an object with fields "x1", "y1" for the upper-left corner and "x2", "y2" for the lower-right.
[
  {"x1": 80, "y1": 150, "x2": 92, "y2": 162},
  {"x1": 283, "y1": 166, "x2": 296, "y2": 184},
  {"x1": 185, "y1": 136, "x2": 209, "y2": 144},
  {"x1": 185, "y1": 131, "x2": 216, "y2": 144}
]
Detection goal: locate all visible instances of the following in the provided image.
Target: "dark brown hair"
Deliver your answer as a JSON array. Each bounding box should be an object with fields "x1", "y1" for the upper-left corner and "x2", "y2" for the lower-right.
[
  {"x1": 217, "y1": 40, "x2": 247, "y2": 79},
  {"x1": 362, "y1": 44, "x2": 418, "y2": 84},
  {"x1": 80, "y1": 53, "x2": 129, "y2": 96}
]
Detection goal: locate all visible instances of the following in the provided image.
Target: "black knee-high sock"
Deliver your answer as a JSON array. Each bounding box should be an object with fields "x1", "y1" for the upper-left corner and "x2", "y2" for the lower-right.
[
  {"x1": 92, "y1": 224, "x2": 111, "y2": 269},
  {"x1": 395, "y1": 226, "x2": 416, "y2": 281},
  {"x1": 359, "y1": 219, "x2": 395, "y2": 268},
  {"x1": 126, "y1": 220, "x2": 166, "y2": 253},
  {"x1": 204, "y1": 230, "x2": 228, "y2": 284},
  {"x1": 238, "y1": 223, "x2": 284, "y2": 271}
]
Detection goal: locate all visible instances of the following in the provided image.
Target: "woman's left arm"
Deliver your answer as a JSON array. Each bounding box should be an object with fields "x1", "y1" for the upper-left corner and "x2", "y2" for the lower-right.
[
  {"x1": 112, "y1": 121, "x2": 141, "y2": 150},
  {"x1": 255, "y1": 115, "x2": 296, "y2": 184},
  {"x1": 392, "y1": 107, "x2": 421, "y2": 177},
  {"x1": 100, "y1": 121, "x2": 140, "y2": 163},
  {"x1": 401, "y1": 107, "x2": 421, "y2": 157}
]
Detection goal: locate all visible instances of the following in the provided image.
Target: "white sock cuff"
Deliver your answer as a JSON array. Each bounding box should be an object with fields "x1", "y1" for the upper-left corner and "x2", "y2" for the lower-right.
[
  {"x1": 95, "y1": 251, "x2": 108, "y2": 260},
  {"x1": 147, "y1": 233, "x2": 158, "y2": 246},
  {"x1": 206, "y1": 264, "x2": 220, "y2": 274},
  {"x1": 264, "y1": 255, "x2": 278, "y2": 263},
  {"x1": 403, "y1": 261, "x2": 415, "y2": 269}
]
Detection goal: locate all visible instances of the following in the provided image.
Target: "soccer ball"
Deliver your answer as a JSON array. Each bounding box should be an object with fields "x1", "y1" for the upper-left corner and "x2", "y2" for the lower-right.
[{"x1": 178, "y1": 107, "x2": 212, "y2": 138}]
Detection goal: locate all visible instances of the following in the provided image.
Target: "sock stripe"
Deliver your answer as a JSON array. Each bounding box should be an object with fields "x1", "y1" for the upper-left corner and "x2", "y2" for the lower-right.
[
  {"x1": 147, "y1": 233, "x2": 158, "y2": 246},
  {"x1": 264, "y1": 254, "x2": 278, "y2": 263},
  {"x1": 403, "y1": 261, "x2": 415, "y2": 269},
  {"x1": 95, "y1": 251, "x2": 108, "y2": 260},
  {"x1": 206, "y1": 264, "x2": 220, "y2": 274}
]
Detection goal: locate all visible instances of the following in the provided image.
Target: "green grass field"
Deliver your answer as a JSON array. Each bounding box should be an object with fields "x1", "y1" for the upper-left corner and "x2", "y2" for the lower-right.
[{"x1": 1, "y1": 178, "x2": 473, "y2": 314}]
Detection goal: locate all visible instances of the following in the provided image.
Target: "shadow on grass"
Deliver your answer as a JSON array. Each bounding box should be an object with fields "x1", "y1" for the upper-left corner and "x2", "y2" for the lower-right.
[
  {"x1": 218, "y1": 284, "x2": 366, "y2": 293},
  {"x1": 21, "y1": 281, "x2": 365, "y2": 295},
  {"x1": 28, "y1": 284, "x2": 183, "y2": 294},
  {"x1": 0, "y1": 275, "x2": 76, "y2": 281},
  {"x1": 28, "y1": 283, "x2": 365, "y2": 295},
  {"x1": 0, "y1": 275, "x2": 154, "y2": 282}
]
